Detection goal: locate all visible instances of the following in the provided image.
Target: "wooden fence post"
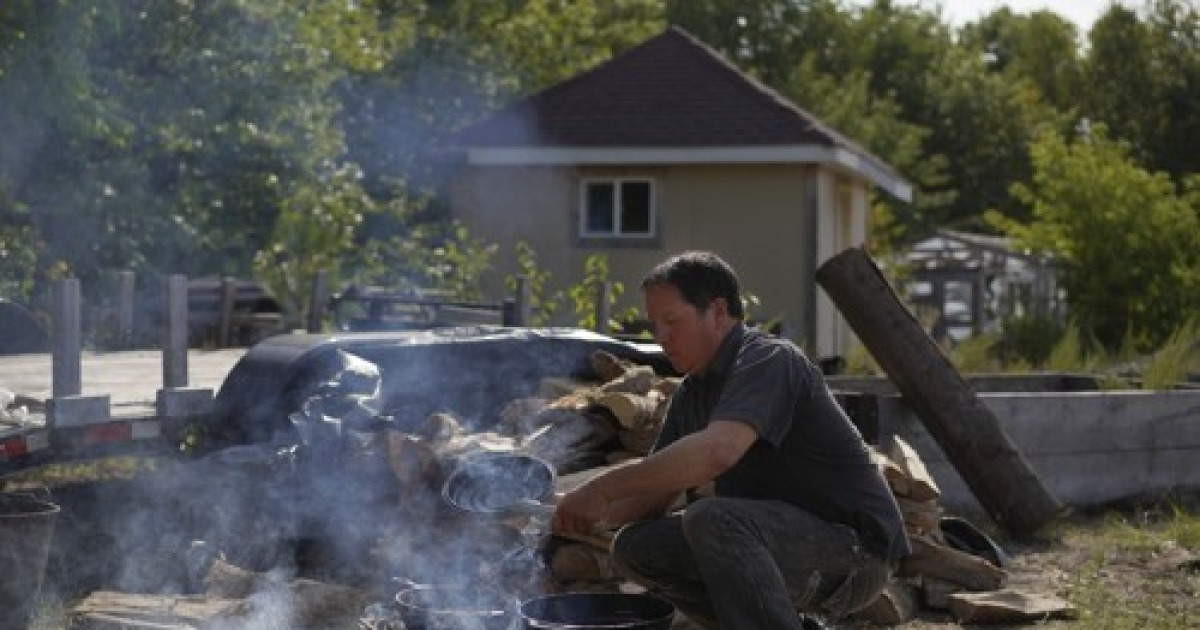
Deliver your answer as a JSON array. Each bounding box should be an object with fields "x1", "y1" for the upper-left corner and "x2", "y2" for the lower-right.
[
  {"x1": 594, "y1": 280, "x2": 611, "y2": 333},
  {"x1": 217, "y1": 277, "x2": 236, "y2": 348},
  {"x1": 308, "y1": 270, "x2": 328, "y2": 333},
  {"x1": 816, "y1": 247, "x2": 1063, "y2": 539},
  {"x1": 116, "y1": 270, "x2": 136, "y2": 348},
  {"x1": 508, "y1": 275, "x2": 531, "y2": 327}
]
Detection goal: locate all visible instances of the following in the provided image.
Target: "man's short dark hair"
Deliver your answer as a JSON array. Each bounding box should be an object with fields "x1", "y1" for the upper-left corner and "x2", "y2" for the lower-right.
[{"x1": 642, "y1": 251, "x2": 745, "y2": 319}]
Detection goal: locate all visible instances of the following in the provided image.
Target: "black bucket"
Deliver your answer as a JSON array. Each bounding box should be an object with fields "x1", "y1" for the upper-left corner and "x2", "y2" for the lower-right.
[{"x1": 0, "y1": 493, "x2": 61, "y2": 629}]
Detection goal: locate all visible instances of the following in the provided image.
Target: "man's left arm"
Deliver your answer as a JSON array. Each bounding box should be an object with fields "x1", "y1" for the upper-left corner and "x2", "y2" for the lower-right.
[{"x1": 552, "y1": 419, "x2": 757, "y2": 534}]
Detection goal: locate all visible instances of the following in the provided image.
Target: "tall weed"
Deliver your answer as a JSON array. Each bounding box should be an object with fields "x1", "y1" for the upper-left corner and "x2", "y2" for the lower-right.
[{"x1": 1140, "y1": 318, "x2": 1200, "y2": 390}]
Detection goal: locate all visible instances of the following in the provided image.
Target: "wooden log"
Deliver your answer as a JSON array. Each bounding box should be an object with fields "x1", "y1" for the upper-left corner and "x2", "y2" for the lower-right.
[
  {"x1": 921, "y1": 576, "x2": 960, "y2": 610},
  {"x1": 598, "y1": 366, "x2": 658, "y2": 396},
  {"x1": 869, "y1": 447, "x2": 910, "y2": 496},
  {"x1": 897, "y1": 535, "x2": 1007, "y2": 592},
  {"x1": 69, "y1": 592, "x2": 244, "y2": 629},
  {"x1": 852, "y1": 580, "x2": 919, "y2": 625},
  {"x1": 618, "y1": 427, "x2": 658, "y2": 456},
  {"x1": 947, "y1": 589, "x2": 1076, "y2": 624},
  {"x1": 597, "y1": 391, "x2": 659, "y2": 429},
  {"x1": 539, "y1": 376, "x2": 595, "y2": 399},
  {"x1": 887, "y1": 436, "x2": 941, "y2": 501},
  {"x1": 896, "y1": 496, "x2": 943, "y2": 537},
  {"x1": 550, "y1": 543, "x2": 614, "y2": 581},
  {"x1": 203, "y1": 558, "x2": 368, "y2": 627},
  {"x1": 816, "y1": 247, "x2": 1063, "y2": 538},
  {"x1": 589, "y1": 350, "x2": 633, "y2": 383}
]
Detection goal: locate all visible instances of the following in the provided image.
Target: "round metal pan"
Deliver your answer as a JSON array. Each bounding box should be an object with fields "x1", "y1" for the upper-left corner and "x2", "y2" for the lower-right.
[{"x1": 519, "y1": 592, "x2": 675, "y2": 629}]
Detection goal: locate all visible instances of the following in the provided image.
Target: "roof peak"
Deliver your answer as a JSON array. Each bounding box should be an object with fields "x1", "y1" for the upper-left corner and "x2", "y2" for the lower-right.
[{"x1": 450, "y1": 25, "x2": 910, "y2": 200}]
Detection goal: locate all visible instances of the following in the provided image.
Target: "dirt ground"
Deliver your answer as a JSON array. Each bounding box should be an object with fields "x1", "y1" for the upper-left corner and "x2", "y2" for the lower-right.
[{"x1": 853, "y1": 503, "x2": 1199, "y2": 629}]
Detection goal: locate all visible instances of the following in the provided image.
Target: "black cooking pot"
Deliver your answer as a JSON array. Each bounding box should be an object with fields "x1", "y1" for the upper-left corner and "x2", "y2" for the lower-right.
[
  {"x1": 395, "y1": 583, "x2": 514, "y2": 630},
  {"x1": 442, "y1": 452, "x2": 556, "y2": 515},
  {"x1": 519, "y1": 592, "x2": 675, "y2": 629}
]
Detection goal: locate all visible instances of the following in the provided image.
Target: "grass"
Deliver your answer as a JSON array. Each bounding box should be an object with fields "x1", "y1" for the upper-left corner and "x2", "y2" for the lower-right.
[
  {"x1": 1058, "y1": 503, "x2": 1200, "y2": 629},
  {"x1": 930, "y1": 318, "x2": 1200, "y2": 388}
]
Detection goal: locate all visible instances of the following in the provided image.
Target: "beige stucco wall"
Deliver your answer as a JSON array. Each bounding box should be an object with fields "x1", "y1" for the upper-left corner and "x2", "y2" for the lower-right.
[{"x1": 449, "y1": 161, "x2": 868, "y2": 357}]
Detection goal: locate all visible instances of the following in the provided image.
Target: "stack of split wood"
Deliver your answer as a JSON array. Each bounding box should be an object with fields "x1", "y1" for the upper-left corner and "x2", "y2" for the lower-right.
[
  {"x1": 857, "y1": 437, "x2": 1003, "y2": 624},
  {"x1": 860, "y1": 436, "x2": 1074, "y2": 624}
]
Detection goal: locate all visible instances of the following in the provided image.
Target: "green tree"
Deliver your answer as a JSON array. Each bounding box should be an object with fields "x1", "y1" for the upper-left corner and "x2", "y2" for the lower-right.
[
  {"x1": 781, "y1": 56, "x2": 949, "y2": 249},
  {"x1": 958, "y1": 8, "x2": 1084, "y2": 112},
  {"x1": 1083, "y1": 1, "x2": 1200, "y2": 179},
  {"x1": 0, "y1": 1, "x2": 425, "y2": 329},
  {"x1": 340, "y1": 0, "x2": 664, "y2": 195},
  {"x1": 989, "y1": 126, "x2": 1200, "y2": 350}
]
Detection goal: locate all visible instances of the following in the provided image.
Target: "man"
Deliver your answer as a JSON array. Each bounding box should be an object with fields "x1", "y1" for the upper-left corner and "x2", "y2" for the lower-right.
[{"x1": 552, "y1": 251, "x2": 910, "y2": 629}]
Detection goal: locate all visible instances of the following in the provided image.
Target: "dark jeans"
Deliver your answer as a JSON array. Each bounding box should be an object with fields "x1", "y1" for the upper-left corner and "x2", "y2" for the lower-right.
[{"x1": 611, "y1": 498, "x2": 893, "y2": 630}]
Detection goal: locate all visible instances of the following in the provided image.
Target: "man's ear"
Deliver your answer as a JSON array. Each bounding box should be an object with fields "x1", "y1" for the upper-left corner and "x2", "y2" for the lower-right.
[{"x1": 711, "y1": 297, "x2": 730, "y2": 323}]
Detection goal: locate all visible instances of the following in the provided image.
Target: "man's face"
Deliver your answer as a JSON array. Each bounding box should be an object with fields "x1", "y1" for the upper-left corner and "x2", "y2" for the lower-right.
[{"x1": 644, "y1": 283, "x2": 730, "y2": 375}]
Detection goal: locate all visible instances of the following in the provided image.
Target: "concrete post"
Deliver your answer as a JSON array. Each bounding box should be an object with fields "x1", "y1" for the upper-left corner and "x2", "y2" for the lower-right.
[
  {"x1": 52, "y1": 278, "x2": 82, "y2": 398},
  {"x1": 163, "y1": 274, "x2": 189, "y2": 388},
  {"x1": 48, "y1": 277, "x2": 112, "y2": 428}
]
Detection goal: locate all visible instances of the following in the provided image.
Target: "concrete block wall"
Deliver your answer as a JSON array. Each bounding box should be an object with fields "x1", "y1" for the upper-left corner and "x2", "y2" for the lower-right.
[{"x1": 839, "y1": 387, "x2": 1200, "y2": 512}]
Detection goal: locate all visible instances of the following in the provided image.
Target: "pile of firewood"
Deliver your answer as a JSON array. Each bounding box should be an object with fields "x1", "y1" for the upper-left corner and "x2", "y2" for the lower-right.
[{"x1": 379, "y1": 348, "x2": 1071, "y2": 625}]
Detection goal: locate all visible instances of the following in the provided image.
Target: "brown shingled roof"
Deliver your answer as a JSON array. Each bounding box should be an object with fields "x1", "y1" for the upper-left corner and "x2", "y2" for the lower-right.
[{"x1": 453, "y1": 26, "x2": 863, "y2": 150}]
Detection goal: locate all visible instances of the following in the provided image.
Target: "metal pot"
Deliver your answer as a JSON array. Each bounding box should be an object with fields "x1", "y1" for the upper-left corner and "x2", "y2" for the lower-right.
[
  {"x1": 441, "y1": 452, "x2": 556, "y2": 516},
  {"x1": 519, "y1": 592, "x2": 675, "y2": 629},
  {"x1": 394, "y1": 582, "x2": 514, "y2": 630}
]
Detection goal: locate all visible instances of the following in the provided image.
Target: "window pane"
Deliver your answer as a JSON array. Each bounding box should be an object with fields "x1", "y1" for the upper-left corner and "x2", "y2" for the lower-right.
[
  {"x1": 585, "y1": 183, "x2": 615, "y2": 233},
  {"x1": 620, "y1": 181, "x2": 651, "y2": 234}
]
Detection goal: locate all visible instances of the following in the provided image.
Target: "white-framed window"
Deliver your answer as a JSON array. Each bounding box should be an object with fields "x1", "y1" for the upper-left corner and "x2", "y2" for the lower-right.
[{"x1": 579, "y1": 178, "x2": 655, "y2": 238}]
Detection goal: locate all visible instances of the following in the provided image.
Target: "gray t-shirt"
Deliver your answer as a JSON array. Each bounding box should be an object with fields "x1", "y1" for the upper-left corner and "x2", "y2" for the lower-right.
[{"x1": 654, "y1": 324, "x2": 911, "y2": 561}]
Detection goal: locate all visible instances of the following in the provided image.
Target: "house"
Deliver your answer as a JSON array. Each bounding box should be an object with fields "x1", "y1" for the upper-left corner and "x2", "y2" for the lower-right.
[{"x1": 446, "y1": 26, "x2": 911, "y2": 359}]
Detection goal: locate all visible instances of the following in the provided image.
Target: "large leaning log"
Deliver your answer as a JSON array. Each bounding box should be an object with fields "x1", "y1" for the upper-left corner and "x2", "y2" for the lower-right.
[{"x1": 816, "y1": 247, "x2": 1063, "y2": 538}]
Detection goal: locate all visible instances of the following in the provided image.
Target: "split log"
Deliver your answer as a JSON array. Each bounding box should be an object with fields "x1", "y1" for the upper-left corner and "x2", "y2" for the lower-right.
[
  {"x1": 947, "y1": 589, "x2": 1076, "y2": 624},
  {"x1": 921, "y1": 577, "x2": 961, "y2": 610},
  {"x1": 886, "y1": 436, "x2": 940, "y2": 502},
  {"x1": 897, "y1": 535, "x2": 1008, "y2": 592},
  {"x1": 550, "y1": 542, "x2": 615, "y2": 581},
  {"x1": 617, "y1": 427, "x2": 658, "y2": 456},
  {"x1": 590, "y1": 349, "x2": 634, "y2": 383},
  {"x1": 596, "y1": 391, "x2": 660, "y2": 429},
  {"x1": 598, "y1": 366, "x2": 659, "y2": 396},
  {"x1": 816, "y1": 247, "x2": 1063, "y2": 538},
  {"x1": 896, "y1": 496, "x2": 943, "y2": 537},
  {"x1": 204, "y1": 557, "x2": 368, "y2": 627},
  {"x1": 539, "y1": 377, "x2": 595, "y2": 399},
  {"x1": 852, "y1": 580, "x2": 920, "y2": 625},
  {"x1": 522, "y1": 408, "x2": 618, "y2": 472},
  {"x1": 386, "y1": 430, "x2": 438, "y2": 498},
  {"x1": 69, "y1": 592, "x2": 244, "y2": 629},
  {"x1": 870, "y1": 448, "x2": 911, "y2": 497}
]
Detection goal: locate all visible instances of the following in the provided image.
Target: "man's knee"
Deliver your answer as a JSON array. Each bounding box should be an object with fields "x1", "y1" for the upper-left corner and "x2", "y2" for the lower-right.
[
  {"x1": 680, "y1": 498, "x2": 745, "y2": 544},
  {"x1": 610, "y1": 521, "x2": 656, "y2": 578}
]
